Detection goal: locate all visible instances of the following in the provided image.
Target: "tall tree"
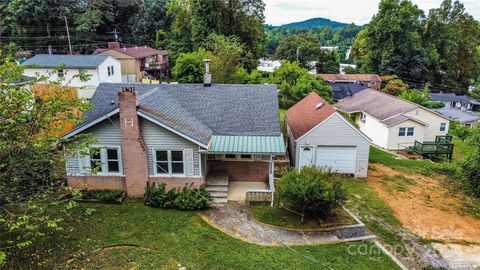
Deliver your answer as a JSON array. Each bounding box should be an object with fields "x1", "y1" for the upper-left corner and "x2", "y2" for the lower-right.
[
  {"x1": 206, "y1": 34, "x2": 244, "y2": 83},
  {"x1": 360, "y1": 0, "x2": 426, "y2": 80},
  {"x1": 220, "y1": 0, "x2": 266, "y2": 58},
  {"x1": 316, "y1": 49, "x2": 339, "y2": 74},
  {"x1": 275, "y1": 34, "x2": 320, "y2": 68},
  {"x1": 190, "y1": 0, "x2": 222, "y2": 47},
  {"x1": 6, "y1": 0, "x2": 79, "y2": 53},
  {"x1": 423, "y1": 0, "x2": 480, "y2": 90},
  {"x1": 271, "y1": 61, "x2": 332, "y2": 109},
  {"x1": 130, "y1": 0, "x2": 172, "y2": 46}
]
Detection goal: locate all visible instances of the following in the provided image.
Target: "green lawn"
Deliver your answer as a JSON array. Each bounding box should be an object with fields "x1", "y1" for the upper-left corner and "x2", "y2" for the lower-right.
[
  {"x1": 251, "y1": 206, "x2": 356, "y2": 229},
  {"x1": 279, "y1": 108, "x2": 286, "y2": 123},
  {"x1": 452, "y1": 137, "x2": 473, "y2": 161},
  {"x1": 369, "y1": 146, "x2": 437, "y2": 171},
  {"x1": 9, "y1": 202, "x2": 401, "y2": 269}
]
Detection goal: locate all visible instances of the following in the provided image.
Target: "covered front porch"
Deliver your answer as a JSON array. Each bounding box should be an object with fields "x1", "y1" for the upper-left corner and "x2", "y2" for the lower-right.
[{"x1": 203, "y1": 135, "x2": 285, "y2": 204}]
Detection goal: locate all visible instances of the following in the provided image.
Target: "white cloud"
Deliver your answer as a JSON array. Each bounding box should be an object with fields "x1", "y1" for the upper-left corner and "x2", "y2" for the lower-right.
[{"x1": 264, "y1": 0, "x2": 480, "y2": 26}]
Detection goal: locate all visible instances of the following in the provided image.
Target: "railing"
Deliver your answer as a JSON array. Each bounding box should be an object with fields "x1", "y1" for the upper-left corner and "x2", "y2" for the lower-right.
[
  {"x1": 411, "y1": 135, "x2": 454, "y2": 161},
  {"x1": 246, "y1": 160, "x2": 275, "y2": 206}
]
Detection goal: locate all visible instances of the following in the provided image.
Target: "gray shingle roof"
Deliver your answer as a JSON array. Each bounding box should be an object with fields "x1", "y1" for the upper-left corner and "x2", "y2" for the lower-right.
[
  {"x1": 335, "y1": 89, "x2": 418, "y2": 121},
  {"x1": 330, "y1": 82, "x2": 369, "y2": 100},
  {"x1": 430, "y1": 92, "x2": 480, "y2": 105},
  {"x1": 69, "y1": 83, "x2": 281, "y2": 145},
  {"x1": 335, "y1": 89, "x2": 450, "y2": 126},
  {"x1": 22, "y1": 54, "x2": 110, "y2": 68},
  {"x1": 433, "y1": 107, "x2": 480, "y2": 124}
]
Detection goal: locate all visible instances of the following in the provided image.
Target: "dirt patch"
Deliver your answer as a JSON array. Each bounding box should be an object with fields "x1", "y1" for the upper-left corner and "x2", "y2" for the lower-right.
[{"x1": 368, "y1": 163, "x2": 480, "y2": 244}]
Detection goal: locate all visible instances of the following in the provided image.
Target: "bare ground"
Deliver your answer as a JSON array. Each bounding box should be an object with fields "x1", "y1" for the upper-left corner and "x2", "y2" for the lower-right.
[{"x1": 367, "y1": 163, "x2": 480, "y2": 269}]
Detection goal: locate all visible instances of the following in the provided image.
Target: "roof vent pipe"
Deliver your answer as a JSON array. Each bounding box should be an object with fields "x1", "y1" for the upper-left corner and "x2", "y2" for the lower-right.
[{"x1": 203, "y1": 59, "x2": 212, "y2": 87}]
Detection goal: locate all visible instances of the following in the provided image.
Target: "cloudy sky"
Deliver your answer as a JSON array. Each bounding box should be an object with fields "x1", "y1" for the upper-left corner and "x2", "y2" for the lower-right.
[{"x1": 264, "y1": 0, "x2": 480, "y2": 25}]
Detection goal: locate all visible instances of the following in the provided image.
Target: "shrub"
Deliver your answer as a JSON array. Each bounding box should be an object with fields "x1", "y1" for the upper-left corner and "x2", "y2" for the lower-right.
[
  {"x1": 277, "y1": 166, "x2": 348, "y2": 222},
  {"x1": 144, "y1": 183, "x2": 211, "y2": 210},
  {"x1": 80, "y1": 189, "x2": 125, "y2": 203},
  {"x1": 460, "y1": 150, "x2": 480, "y2": 197},
  {"x1": 174, "y1": 185, "x2": 212, "y2": 210},
  {"x1": 449, "y1": 121, "x2": 471, "y2": 141}
]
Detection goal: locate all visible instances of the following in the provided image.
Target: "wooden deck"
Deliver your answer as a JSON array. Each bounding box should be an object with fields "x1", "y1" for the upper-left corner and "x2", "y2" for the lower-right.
[{"x1": 411, "y1": 135, "x2": 454, "y2": 161}]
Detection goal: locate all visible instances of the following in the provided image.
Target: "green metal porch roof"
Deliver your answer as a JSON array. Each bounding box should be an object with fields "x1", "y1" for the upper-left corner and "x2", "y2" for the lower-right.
[{"x1": 208, "y1": 135, "x2": 286, "y2": 154}]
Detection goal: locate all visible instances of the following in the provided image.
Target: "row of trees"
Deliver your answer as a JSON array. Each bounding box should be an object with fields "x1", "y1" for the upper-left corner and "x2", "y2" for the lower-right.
[
  {"x1": 274, "y1": 33, "x2": 340, "y2": 73},
  {"x1": 264, "y1": 24, "x2": 364, "y2": 62},
  {"x1": 351, "y1": 0, "x2": 480, "y2": 92},
  {"x1": 0, "y1": 0, "x2": 266, "y2": 62},
  {"x1": 171, "y1": 35, "x2": 333, "y2": 109}
]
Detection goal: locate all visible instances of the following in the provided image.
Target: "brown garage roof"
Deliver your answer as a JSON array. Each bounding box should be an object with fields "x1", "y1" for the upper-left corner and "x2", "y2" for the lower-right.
[
  {"x1": 318, "y1": 74, "x2": 381, "y2": 82},
  {"x1": 285, "y1": 92, "x2": 336, "y2": 139}
]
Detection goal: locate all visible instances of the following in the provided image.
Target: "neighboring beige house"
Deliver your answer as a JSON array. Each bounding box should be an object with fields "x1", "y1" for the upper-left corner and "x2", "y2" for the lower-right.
[
  {"x1": 94, "y1": 42, "x2": 169, "y2": 82},
  {"x1": 335, "y1": 89, "x2": 451, "y2": 150},
  {"x1": 285, "y1": 92, "x2": 371, "y2": 177}
]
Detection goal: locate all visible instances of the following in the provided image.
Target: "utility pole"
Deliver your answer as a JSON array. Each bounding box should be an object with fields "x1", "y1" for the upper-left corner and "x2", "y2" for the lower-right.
[
  {"x1": 64, "y1": 16, "x2": 73, "y2": 54},
  {"x1": 47, "y1": 23, "x2": 52, "y2": 55}
]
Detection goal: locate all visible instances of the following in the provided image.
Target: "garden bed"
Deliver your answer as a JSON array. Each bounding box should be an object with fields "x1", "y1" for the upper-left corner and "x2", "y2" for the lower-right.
[
  {"x1": 250, "y1": 205, "x2": 366, "y2": 239},
  {"x1": 251, "y1": 205, "x2": 356, "y2": 230},
  {"x1": 74, "y1": 189, "x2": 126, "y2": 204}
]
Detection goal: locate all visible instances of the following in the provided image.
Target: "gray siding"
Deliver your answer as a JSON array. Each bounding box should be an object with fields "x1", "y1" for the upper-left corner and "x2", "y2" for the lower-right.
[
  {"x1": 141, "y1": 119, "x2": 201, "y2": 176},
  {"x1": 66, "y1": 116, "x2": 202, "y2": 177},
  {"x1": 293, "y1": 113, "x2": 370, "y2": 177},
  {"x1": 65, "y1": 116, "x2": 123, "y2": 175}
]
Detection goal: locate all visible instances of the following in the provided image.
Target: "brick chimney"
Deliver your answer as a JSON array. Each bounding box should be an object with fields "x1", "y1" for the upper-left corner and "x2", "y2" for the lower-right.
[
  {"x1": 118, "y1": 87, "x2": 149, "y2": 197},
  {"x1": 108, "y1": 42, "x2": 120, "y2": 49}
]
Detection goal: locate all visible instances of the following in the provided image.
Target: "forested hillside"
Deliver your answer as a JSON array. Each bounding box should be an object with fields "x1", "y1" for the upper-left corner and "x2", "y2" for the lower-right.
[
  {"x1": 278, "y1": 17, "x2": 348, "y2": 30},
  {"x1": 264, "y1": 23, "x2": 363, "y2": 60}
]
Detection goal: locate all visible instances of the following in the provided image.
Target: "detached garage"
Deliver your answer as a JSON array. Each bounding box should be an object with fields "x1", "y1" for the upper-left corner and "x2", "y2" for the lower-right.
[{"x1": 285, "y1": 92, "x2": 371, "y2": 177}]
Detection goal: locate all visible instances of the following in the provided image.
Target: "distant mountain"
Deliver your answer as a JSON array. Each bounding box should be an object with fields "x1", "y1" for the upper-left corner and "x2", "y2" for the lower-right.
[{"x1": 280, "y1": 17, "x2": 349, "y2": 29}]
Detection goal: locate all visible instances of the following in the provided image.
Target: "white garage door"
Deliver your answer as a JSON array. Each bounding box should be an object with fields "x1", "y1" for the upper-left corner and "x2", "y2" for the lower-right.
[{"x1": 315, "y1": 146, "x2": 356, "y2": 174}]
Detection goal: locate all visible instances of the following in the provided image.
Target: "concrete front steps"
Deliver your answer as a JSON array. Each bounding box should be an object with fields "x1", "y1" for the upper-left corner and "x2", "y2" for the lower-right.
[{"x1": 205, "y1": 174, "x2": 229, "y2": 204}]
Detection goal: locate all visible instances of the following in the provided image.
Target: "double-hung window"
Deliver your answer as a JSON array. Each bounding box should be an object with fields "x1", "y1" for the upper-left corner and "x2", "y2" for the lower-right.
[
  {"x1": 88, "y1": 147, "x2": 121, "y2": 174},
  {"x1": 360, "y1": 112, "x2": 366, "y2": 123},
  {"x1": 107, "y1": 66, "x2": 114, "y2": 76},
  {"x1": 154, "y1": 150, "x2": 185, "y2": 175},
  {"x1": 440, "y1": 122, "x2": 447, "y2": 132},
  {"x1": 399, "y1": 127, "x2": 414, "y2": 137}
]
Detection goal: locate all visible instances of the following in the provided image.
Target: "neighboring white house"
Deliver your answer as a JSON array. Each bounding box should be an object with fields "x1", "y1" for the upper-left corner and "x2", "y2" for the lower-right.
[
  {"x1": 257, "y1": 59, "x2": 281, "y2": 73},
  {"x1": 339, "y1": 63, "x2": 357, "y2": 74},
  {"x1": 22, "y1": 54, "x2": 122, "y2": 98},
  {"x1": 335, "y1": 89, "x2": 451, "y2": 150},
  {"x1": 285, "y1": 92, "x2": 371, "y2": 177}
]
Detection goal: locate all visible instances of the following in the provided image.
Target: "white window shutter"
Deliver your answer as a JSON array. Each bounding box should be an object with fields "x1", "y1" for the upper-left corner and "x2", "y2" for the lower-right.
[
  {"x1": 185, "y1": 149, "x2": 194, "y2": 176},
  {"x1": 78, "y1": 150, "x2": 91, "y2": 174}
]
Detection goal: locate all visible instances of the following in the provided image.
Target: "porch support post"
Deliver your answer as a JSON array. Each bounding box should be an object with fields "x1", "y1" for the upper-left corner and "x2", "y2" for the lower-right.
[{"x1": 270, "y1": 155, "x2": 274, "y2": 206}]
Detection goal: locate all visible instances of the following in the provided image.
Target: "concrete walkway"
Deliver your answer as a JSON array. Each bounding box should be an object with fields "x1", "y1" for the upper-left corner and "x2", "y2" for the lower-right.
[{"x1": 201, "y1": 201, "x2": 344, "y2": 246}]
